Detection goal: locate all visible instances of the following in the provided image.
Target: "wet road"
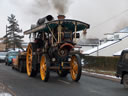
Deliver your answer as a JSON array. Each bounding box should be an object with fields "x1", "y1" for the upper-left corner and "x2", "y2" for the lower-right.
[{"x1": 0, "y1": 63, "x2": 128, "y2": 96}]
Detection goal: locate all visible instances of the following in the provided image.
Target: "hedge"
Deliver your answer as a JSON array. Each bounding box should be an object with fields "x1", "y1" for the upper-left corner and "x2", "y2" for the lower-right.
[{"x1": 82, "y1": 55, "x2": 120, "y2": 71}]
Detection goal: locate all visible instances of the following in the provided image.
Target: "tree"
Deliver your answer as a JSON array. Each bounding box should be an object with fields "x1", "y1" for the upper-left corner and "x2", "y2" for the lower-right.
[{"x1": 3, "y1": 14, "x2": 24, "y2": 51}]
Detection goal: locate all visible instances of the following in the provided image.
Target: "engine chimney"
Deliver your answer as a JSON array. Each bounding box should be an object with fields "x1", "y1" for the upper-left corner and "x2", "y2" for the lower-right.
[{"x1": 57, "y1": 15, "x2": 66, "y2": 20}]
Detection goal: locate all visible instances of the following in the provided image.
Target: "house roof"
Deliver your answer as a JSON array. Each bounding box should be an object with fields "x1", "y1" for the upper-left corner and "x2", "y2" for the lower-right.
[
  {"x1": 83, "y1": 27, "x2": 128, "y2": 55},
  {"x1": 119, "y1": 26, "x2": 128, "y2": 32},
  {"x1": 113, "y1": 48, "x2": 128, "y2": 56},
  {"x1": 83, "y1": 40, "x2": 118, "y2": 55}
]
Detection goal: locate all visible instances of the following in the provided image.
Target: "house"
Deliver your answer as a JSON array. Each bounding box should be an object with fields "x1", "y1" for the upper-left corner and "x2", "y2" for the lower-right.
[
  {"x1": 0, "y1": 38, "x2": 28, "y2": 51},
  {"x1": 0, "y1": 43, "x2": 6, "y2": 51},
  {"x1": 82, "y1": 26, "x2": 128, "y2": 56},
  {"x1": 78, "y1": 38, "x2": 99, "y2": 52}
]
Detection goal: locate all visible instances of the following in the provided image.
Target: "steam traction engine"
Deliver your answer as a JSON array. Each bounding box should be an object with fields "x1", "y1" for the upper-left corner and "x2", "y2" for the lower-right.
[{"x1": 24, "y1": 15, "x2": 90, "y2": 82}]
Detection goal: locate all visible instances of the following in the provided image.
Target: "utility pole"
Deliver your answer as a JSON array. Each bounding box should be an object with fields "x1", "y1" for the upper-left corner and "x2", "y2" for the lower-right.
[
  {"x1": 5, "y1": 25, "x2": 8, "y2": 51},
  {"x1": 97, "y1": 39, "x2": 100, "y2": 56},
  {"x1": 97, "y1": 44, "x2": 99, "y2": 56}
]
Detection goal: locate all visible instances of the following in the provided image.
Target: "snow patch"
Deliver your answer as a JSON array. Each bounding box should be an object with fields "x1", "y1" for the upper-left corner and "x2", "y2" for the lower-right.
[
  {"x1": 82, "y1": 70, "x2": 121, "y2": 79},
  {"x1": 0, "y1": 93, "x2": 12, "y2": 96}
]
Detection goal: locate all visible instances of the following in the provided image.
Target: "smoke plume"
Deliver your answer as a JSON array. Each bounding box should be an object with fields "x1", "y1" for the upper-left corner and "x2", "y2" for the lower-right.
[
  {"x1": 10, "y1": 0, "x2": 51, "y2": 17},
  {"x1": 32, "y1": 0, "x2": 50, "y2": 16},
  {"x1": 8, "y1": 0, "x2": 128, "y2": 40},
  {"x1": 10, "y1": 0, "x2": 72, "y2": 19},
  {"x1": 49, "y1": 0, "x2": 71, "y2": 15}
]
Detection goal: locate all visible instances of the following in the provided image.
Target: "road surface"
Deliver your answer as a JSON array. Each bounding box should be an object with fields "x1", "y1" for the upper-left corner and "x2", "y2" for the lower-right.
[{"x1": 0, "y1": 63, "x2": 128, "y2": 96}]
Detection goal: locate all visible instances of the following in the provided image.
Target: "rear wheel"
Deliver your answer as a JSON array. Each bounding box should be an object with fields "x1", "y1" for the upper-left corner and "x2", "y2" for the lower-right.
[
  {"x1": 26, "y1": 43, "x2": 37, "y2": 77},
  {"x1": 19, "y1": 60, "x2": 25, "y2": 73},
  {"x1": 70, "y1": 54, "x2": 82, "y2": 82},
  {"x1": 123, "y1": 74, "x2": 128, "y2": 88},
  {"x1": 40, "y1": 55, "x2": 50, "y2": 82}
]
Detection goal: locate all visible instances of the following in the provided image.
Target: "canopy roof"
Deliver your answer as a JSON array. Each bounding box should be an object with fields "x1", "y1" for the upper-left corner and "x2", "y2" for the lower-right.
[{"x1": 24, "y1": 19, "x2": 90, "y2": 35}]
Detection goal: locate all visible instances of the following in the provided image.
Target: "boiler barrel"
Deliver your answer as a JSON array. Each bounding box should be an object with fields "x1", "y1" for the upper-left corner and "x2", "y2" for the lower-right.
[{"x1": 37, "y1": 15, "x2": 54, "y2": 25}]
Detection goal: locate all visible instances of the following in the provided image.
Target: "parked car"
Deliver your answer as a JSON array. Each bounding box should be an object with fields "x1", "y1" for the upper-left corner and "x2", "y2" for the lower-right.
[
  {"x1": 116, "y1": 50, "x2": 128, "y2": 88},
  {"x1": 0, "y1": 52, "x2": 7, "y2": 63},
  {"x1": 5, "y1": 51, "x2": 19, "y2": 66}
]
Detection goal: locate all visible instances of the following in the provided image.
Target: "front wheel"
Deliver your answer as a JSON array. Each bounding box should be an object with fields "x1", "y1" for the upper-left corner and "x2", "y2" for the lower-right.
[
  {"x1": 70, "y1": 54, "x2": 82, "y2": 82},
  {"x1": 123, "y1": 74, "x2": 128, "y2": 88},
  {"x1": 40, "y1": 55, "x2": 50, "y2": 82}
]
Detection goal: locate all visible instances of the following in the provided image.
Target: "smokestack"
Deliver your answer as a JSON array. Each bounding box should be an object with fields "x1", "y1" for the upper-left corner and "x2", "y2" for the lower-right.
[{"x1": 57, "y1": 15, "x2": 66, "y2": 20}]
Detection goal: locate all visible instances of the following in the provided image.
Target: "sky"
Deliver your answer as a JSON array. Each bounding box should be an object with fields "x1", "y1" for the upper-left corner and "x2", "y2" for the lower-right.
[{"x1": 1, "y1": 0, "x2": 128, "y2": 42}]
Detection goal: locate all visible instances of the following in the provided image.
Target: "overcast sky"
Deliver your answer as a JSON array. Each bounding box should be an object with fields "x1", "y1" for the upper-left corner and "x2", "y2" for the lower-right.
[{"x1": 1, "y1": 0, "x2": 128, "y2": 41}]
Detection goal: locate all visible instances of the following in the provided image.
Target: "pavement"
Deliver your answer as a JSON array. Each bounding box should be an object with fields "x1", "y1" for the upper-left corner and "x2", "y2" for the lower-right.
[{"x1": 0, "y1": 63, "x2": 128, "y2": 96}]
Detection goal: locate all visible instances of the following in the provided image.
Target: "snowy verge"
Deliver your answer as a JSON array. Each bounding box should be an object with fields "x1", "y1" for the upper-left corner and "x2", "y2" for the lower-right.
[
  {"x1": 82, "y1": 70, "x2": 121, "y2": 82},
  {"x1": 0, "y1": 93, "x2": 12, "y2": 96},
  {"x1": 0, "y1": 82, "x2": 15, "y2": 96}
]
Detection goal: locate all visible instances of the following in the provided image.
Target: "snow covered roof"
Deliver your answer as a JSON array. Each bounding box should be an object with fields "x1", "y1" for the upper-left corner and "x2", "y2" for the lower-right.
[
  {"x1": 113, "y1": 50, "x2": 122, "y2": 56},
  {"x1": 113, "y1": 48, "x2": 128, "y2": 56},
  {"x1": 83, "y1": 27, "x2": 128, "y2": 55},
  {"x1": 119, "y1": 26, "x2": 128, "y2": 32},
  {"x1": 83, "y1": 40, "x2": 118, "y2": 55}
]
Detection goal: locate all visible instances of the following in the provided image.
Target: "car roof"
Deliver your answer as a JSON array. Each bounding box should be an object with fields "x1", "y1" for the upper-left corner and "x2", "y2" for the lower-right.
[
  {"x1": 8, "y1": 51, "x2": 19, "y2": 54},
  {"x1": 8, "y1": 50, "x2": 18, "y2": 52}
]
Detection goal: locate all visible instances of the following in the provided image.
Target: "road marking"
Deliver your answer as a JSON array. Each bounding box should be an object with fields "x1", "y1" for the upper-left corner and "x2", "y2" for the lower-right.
[
  {"x1": 58, "y1": 80, "x2": 71, "y2": 85},
  {"x1": 90, "y1": 90, "x2": 98, "y2": 93}
]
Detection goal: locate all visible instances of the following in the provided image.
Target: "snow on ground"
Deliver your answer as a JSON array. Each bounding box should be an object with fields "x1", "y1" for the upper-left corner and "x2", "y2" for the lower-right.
[
  {"x1": 82, "y1": 70, "x2": 121, "y2": 80},
  {"x1": 0, "y1": 82, "x2": 13, "y2": 96},
  {"x1": 0, "y1": 93, "x2": 12, "y2": 96}
]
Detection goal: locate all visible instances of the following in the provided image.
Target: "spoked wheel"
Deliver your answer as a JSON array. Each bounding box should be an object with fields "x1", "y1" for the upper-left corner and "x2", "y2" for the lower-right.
[
  {"x1": 123, "y1": 74, "x2": 128, "y2": 88},
  {"x1": 26, "y1": 43, "x2": 37, "y2": 77},
  {"x1": 70, "y1": 54, "x2": 82, "y2": 82},
  {"x1": 40, "y1": 55, "x2": 50, "y2": 82}
]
